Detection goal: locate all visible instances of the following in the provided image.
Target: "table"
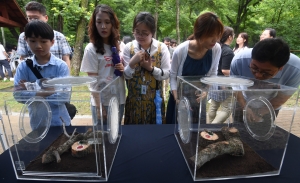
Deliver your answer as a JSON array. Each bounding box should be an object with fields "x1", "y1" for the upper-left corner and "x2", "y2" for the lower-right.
[{"x1": 0, "y1": 124, "x2": 299, "y2": 183}]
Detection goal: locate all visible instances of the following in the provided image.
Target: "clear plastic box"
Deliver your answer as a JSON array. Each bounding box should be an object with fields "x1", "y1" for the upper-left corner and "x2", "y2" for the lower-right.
[
  {"x1": 0, "y1": 76, "x2": 123, "y2": 181},
  {"x1": 174, "y1": 76, "x2": 298, "y2": 181}
]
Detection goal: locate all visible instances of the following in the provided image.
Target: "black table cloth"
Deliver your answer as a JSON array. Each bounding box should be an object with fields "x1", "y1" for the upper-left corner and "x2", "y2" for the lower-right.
[{"x1": 0, "y1": 124, "x2": 299, "y2": 183}]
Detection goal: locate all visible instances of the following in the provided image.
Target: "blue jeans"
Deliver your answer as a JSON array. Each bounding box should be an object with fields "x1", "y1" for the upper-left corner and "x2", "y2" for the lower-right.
[{"x1": 0, "y1": 59, "x2": 13, "y2": 78}]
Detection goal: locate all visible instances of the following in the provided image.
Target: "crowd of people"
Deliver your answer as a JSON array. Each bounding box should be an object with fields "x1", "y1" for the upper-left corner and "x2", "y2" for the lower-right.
[{"x1": 3, "y1": 1, "x2": 300, "y2": 128}]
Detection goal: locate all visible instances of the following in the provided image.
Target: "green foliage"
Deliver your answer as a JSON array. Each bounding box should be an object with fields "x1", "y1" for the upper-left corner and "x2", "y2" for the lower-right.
[
  {"x1": 10, "y1": 0, "x2": 300, "y2": 51},
  {"x1": 48, "y1": 0, "x2": 93, "y2": 45},
  {"x1": 250, "y1": 0, "x2": 300, "y2": 50},
  {"x1": 0, "y1": 28, "x2": 19, "y2": 49}
]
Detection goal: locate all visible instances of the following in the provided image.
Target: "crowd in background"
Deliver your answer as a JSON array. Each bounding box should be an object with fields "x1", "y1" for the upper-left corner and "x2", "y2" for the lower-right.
[{"x1": 1, "y1": 1, "x2": 300, "y2": 127}]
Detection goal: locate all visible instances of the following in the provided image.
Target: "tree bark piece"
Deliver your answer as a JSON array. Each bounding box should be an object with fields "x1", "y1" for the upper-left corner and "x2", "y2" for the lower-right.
[
  {"x1": 42, "y1": 129, "x2": 104, "y2": 164},
  {"x1": 53, "y1": 150, "x2": 61, "y2": 163},
  {"x1": 190, "y1": 127, "x2": 244, "y2": 169},
  {"x1": 71, "y1": 140, "x2": 92, "y2": 158}
]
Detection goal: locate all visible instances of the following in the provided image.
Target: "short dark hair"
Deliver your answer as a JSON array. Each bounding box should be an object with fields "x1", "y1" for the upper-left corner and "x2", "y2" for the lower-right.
[
  {"x1": 123, "y1": 36, "x2": 132, "y2": 44},
  {"x1": 132, "y1": 12, "x2": 156, "y2": 36},
  {"x1": 265, "y1": 28, "x2": 276, "y2": 38},
  {"x1": 188, "y1": 12, "x2": 224, "y2": 40},
  {"x1": 220, "y1": 26, "x2": 234, "y2": 44},
  {"x1": 252, "y1": 38, "x2": 290, "y2": 68},
  {"x1": 163, "y1": 37, "x2": 171, "y2": 42},
  {"x1": 25, "y1": 20, "x2": 54, "y2": 40},
  {"x1": 25, "y1": 1, "x2": 47, "y2": 15}
]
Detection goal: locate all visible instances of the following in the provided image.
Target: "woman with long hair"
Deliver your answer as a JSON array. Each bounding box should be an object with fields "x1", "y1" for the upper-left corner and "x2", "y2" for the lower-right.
[
  {"x1": 233, "y1": 32, "x2": 248, "y2": 55},
  {"x1": 218, "y1": 26, "x2": 235, "y2": 76},
  {"x1": 80, "y1": 4, "x2": 126, "y2": 125}
]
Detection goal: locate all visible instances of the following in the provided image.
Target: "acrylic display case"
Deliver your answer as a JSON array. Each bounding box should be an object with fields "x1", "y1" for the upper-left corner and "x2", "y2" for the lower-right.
[
  {"x1": 174, "y1": 76, "x2": 298, "y2": 181},
  {"x1": 0, "y1": 76, "x2": 123, "y2": 181}
]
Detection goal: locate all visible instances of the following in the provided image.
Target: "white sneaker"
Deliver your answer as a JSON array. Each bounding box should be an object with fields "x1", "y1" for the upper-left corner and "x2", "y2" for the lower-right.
[
  {"x1": 3, "y1": 78, "x2": 7, "y2": 81},
  {"x1": 10, "y1": 78, "x2": 14, "y2": 81}
]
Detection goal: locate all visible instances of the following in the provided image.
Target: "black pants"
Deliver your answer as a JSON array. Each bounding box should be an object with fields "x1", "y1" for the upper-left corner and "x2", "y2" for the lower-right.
[
  {"x1": 166, "y1": 91, "x2": 176, "y2": 124},
  {"x1": 166, "y1": 91, "x2": 207, "y2": 124}
]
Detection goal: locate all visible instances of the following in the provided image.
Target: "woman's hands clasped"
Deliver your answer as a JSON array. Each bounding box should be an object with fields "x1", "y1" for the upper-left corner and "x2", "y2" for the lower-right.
[{"x1": 129, "y1": 50, "x2": 153, "y2": 71}]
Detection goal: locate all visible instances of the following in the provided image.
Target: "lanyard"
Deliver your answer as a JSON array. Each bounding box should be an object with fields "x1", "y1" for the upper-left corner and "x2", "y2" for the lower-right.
[{"x1": 138, "y1": 39, "x2": 152, "y2": 55}]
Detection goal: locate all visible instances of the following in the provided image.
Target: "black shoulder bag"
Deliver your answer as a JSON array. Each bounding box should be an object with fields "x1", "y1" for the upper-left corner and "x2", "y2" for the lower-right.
[{"x1": 25, "y1": 59, "x2": 77, "y2": 119}]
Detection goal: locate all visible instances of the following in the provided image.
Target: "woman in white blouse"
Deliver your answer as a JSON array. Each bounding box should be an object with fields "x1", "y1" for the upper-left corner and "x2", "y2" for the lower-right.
[{"x1": 233, "y1": 32, "x2": 248, "y2": 55}]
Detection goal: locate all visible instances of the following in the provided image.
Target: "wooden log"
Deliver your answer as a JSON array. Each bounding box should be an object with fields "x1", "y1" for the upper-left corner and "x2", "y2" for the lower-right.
[
  {"x1": 53, "y1": 150, "x2": 61, "y2": 163},
  {"x1": 190, "y1": 127, "x2": 244, "y2": 169},
  {"x1": 199, "y1": 130, "x2": 219, "y2": 148},
  {"x1": 71, "y1": 140, "x2": 93, "y2": 158},
  {"x1": 221, "y1": 127, "x2": 241, "y2": 140},
  {"x1": 42, "y1": 129, "x2": 105, "y2": 164}
]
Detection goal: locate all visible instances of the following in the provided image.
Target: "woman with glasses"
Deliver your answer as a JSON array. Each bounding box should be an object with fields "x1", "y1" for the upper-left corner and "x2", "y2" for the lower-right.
[
  {"x1": 80, "y1": 4, "x2": 126, "y2": 125},
  {"x1": 233, "y1": 32, "x2": 248, "y2": 55},
  {"x1": 166, "y1": 12, "x2": 224, "y2": 124},
  {"x1": 122, "y1": 12, "x2": 171, "y2": 124}
]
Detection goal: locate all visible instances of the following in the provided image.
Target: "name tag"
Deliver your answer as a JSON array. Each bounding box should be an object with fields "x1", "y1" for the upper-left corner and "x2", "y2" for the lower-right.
[{"x1": 141, "y1": 85, "x2": 147, "y2": 94}]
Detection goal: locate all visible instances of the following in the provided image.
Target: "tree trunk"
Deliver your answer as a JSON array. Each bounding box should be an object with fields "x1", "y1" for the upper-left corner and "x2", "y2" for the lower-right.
[
  {"x1": 57, "y1": 14, "x2": 63, "y2": 33},
  {"x1": 232, "y1": 0, "x2": 253, "y2": 34},
  {"x1": 276, "y1": 1, "x2": 285, "y2": 25},
  {"x1": 8, "y1": 28, "x2": 19, "y2": 40},
  {"x1": 1, "y1": 27, "x2": 5, "y2": 47},
  {"x1": 71, "y1": 0, "x2": 88, "y2": 76},
  {"x1": 176, "y1": 0, "x2": 180, "y2": 44},
  {"x1": 154, "y1": 0, "x2": 159, "y2": 39}
]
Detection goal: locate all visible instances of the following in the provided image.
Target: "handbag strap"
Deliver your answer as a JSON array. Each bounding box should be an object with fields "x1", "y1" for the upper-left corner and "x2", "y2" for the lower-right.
[{"x1": 25, "y1": 59, "x2": 43, "y2": 79}]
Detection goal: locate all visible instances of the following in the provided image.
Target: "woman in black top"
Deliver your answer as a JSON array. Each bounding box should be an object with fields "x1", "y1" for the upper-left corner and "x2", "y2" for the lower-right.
[{"x1": 218, "y1": 26, "x2": 235, "y2": 76}]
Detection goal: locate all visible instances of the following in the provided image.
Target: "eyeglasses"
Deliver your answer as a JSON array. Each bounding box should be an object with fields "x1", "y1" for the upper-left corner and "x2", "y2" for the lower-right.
[
  {"x1": 27, "y1": 17, "x2": 39, "y2": 21},
  {"x1": 26, "y1": 14, "x2": 46, "y2": 22},
  {"x1": 248, "y1": 65, "x2": 276, "y2": 78},
  {"x1": 27, "y1": 17, "x2": 38, "y2": 21},
  {"x1": 133, "y1": 30, "x2": 150, "y2": 38}
]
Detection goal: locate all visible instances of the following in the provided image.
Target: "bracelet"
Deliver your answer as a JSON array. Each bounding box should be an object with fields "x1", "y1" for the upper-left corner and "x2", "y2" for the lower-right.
[{"x1": 150, "y1": 67, "x2": 154, "y2": 74}]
